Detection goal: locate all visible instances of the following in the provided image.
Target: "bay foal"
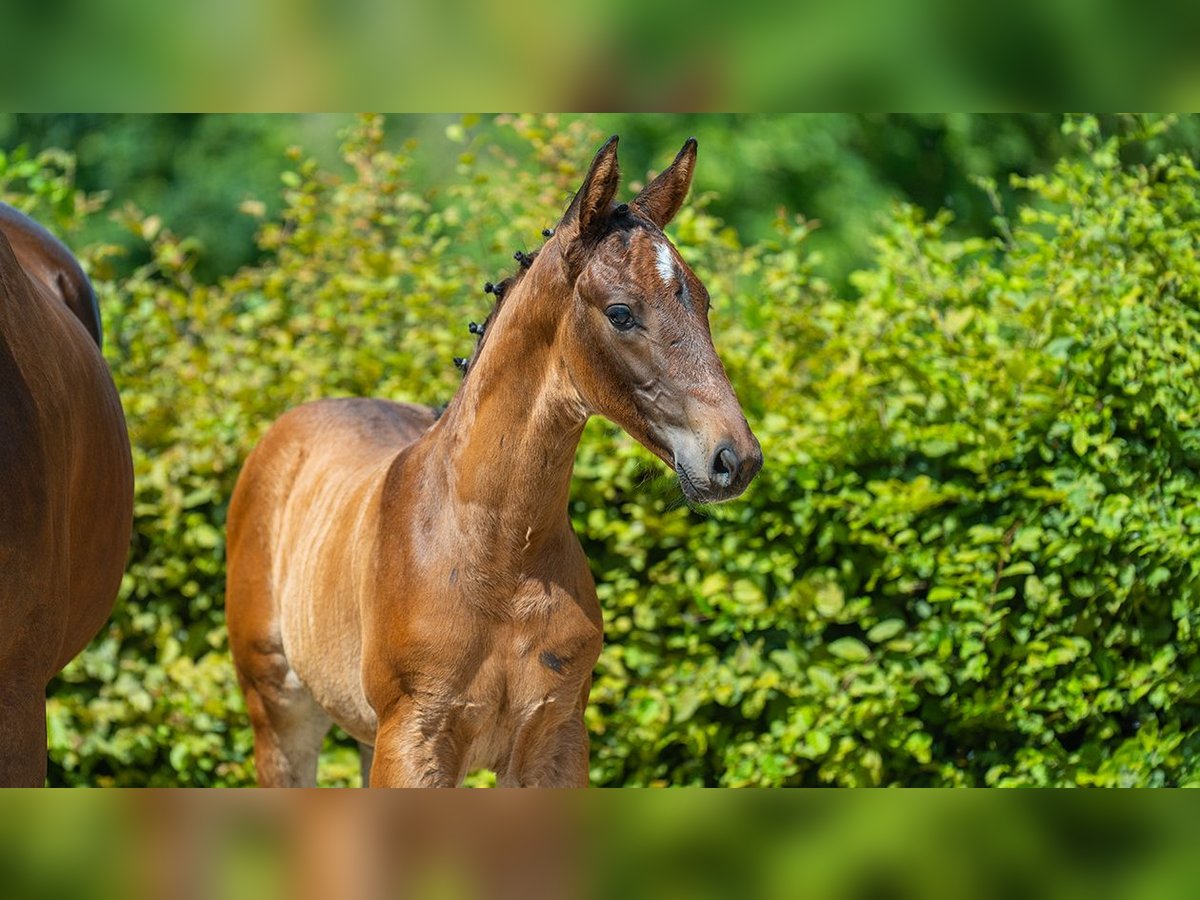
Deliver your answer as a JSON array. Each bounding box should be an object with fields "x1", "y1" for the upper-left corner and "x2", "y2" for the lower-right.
[
  {"x1": 0, "y1": 204, "x2": 133, "y2": 785},
  {"x1": 227, "y1": 137, "x2": 762, "y2": 787}
]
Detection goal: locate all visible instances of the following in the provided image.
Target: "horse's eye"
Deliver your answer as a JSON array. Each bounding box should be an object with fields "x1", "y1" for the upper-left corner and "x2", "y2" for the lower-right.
[{"x1": 605, "y1": 304, "x2": 636, "y2": 331}]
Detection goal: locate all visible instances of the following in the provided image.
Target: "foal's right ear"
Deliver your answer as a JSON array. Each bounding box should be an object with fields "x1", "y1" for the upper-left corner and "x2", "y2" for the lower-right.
[{"x1": 561, "y1": 135, "x2": 621, "y2": 237}]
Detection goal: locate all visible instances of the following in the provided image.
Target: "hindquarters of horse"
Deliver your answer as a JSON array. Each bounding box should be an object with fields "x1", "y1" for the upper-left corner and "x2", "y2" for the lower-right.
[
  {"x1": 0, "y1": 204, "x2": 103, "y2": 348},
  {"x1": 0, "y1": 235, "x2": 133, "y2": 785},
  {"x1": 225, "y1": 398, "x2": 436, "y2": 776}
]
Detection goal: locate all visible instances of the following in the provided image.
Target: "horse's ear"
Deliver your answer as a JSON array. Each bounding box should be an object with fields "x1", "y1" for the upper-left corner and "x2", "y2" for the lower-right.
[
  {"x1": 562, "y1": 135, "x2": 621, "y2": 236},
  {"x1": 632, "y1": 138, "x2": 697, "y2": 229}
]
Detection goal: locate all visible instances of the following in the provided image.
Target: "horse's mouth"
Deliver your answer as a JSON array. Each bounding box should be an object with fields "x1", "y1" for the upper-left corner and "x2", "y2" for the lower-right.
[{"x1": 675, "y1": 462, "x2": 712, "y2": 504}]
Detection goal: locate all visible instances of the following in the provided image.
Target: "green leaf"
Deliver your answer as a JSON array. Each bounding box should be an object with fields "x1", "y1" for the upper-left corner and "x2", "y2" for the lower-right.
[
  {"x1": 867, "y1": 619, "x2": 905, "y2": 642},
  {"x1": 815, "y1": 582, "x2": 845, "y2": 617},
  {"x1": 1071, "y1": 428, "x2": 1089, "y2": 456},
  {"x1": 828, "y1": 637, "x2": 871, "y2": 662},
  {"x1": 805, "y1": 730, "x2": 832, "y2": 756}
]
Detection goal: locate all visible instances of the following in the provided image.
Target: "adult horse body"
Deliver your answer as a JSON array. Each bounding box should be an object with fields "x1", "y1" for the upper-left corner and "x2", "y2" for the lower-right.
[
  {"x1": 227, "y1": 137, "x2": 761, "y2": 787},
  {"x1": 0, "y1": 204, "x2": 133, "y2": 786}
]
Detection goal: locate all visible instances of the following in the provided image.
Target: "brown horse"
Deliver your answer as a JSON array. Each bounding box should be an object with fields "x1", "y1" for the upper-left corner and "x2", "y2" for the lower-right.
[
  {"x1": 0, "y1": 204, "x2": 133, "y2": 786},
  {"x1": 227, "y1": 136, "x2": 762, "y2": 787}
]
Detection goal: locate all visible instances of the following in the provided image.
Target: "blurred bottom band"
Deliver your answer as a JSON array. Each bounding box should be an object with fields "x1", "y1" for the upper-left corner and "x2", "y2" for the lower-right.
[{"x1": 0, "y1": 789, "x2": 1196, "y2": 900}]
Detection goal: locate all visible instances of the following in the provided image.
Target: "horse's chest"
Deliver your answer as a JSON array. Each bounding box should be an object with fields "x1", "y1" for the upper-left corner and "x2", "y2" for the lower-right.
[
  {"x1": 455, "y1": 632, "x2": 596, "y2": 771},
  {"x1": 391, "y1": 595, "x2": 602, "y2": 774}
]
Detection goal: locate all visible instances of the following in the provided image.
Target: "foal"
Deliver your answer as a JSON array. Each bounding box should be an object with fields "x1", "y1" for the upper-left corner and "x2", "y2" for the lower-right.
[
  {"x1": 0, "y1": 204, "x2": 133, "y2": 785},
  {"x1": 227, "y1": 136, "x2": 762, "y2": 787}
]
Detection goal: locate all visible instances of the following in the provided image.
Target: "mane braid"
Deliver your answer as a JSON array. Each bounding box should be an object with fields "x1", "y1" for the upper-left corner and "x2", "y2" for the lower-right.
[{"x1": 458, "y1": 241, "x2": 546, "y2": 377}]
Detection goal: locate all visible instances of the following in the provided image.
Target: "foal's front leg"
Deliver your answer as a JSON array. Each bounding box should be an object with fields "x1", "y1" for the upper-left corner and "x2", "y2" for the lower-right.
[
  {"x1": 513, "y1": 719, "x2": 590, "y2": 788},
  {"x1": 499, "y1": 699, "x2": 591, "y2": 788},
  {"x1": 369, "y1": 702, "x2": 466, "y2": 788}
]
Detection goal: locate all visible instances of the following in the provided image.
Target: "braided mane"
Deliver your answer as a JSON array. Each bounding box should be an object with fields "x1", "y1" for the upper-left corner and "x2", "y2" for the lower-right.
[{"x1": 455, "y1": 231, "x2": 551, "y2": 377}]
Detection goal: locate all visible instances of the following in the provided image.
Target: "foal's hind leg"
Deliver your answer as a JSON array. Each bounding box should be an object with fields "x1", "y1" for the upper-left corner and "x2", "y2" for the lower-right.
[
  {"x1": 235, "y1": 643, "x2": 331, "y2": 787},
  {"x1": 357, "y1": 741, "x2": 374, "y2": 788},
  {"x1": 227, "y1": 476, "x2": 330, "y2": 787}
]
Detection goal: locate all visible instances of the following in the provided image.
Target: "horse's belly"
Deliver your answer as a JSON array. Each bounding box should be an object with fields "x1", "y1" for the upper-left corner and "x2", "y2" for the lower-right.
[
  {"x1": 275, "y1": 503, "x2": 380, "y2": 744},
  {"x1": 283, "y1": 613, "x2": 378, "y2": 744}
]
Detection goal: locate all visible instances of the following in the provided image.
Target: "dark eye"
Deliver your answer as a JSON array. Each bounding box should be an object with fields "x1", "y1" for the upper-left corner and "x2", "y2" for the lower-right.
[{"x1": 605, "y1": 304, "x2": 636, "y2": 331}]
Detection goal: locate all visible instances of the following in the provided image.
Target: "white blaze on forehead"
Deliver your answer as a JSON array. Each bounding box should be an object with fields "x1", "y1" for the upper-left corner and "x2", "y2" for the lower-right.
[{"x1": 655, "y1": 241, "x2": 675, "y2": 287}]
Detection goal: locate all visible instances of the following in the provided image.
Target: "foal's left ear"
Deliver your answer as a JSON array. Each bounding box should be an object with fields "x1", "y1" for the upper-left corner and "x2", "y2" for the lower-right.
[{"x1": 632, "y1": 138, "x2": 697, "y2": 229}]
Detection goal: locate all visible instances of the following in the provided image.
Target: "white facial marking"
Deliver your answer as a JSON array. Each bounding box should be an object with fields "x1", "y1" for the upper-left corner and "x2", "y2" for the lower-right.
[{"x1": 655, "y1": 241, "x2": 675, "y2": 287}]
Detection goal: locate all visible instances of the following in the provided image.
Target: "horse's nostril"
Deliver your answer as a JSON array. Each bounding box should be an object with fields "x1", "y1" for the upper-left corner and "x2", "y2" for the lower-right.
[{"x1": 711, "y1": 444, "x2": 739, "y2": 487}]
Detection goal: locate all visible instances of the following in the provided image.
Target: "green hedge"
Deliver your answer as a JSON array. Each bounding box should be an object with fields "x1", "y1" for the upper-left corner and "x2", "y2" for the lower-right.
[{"x1": 5, "y1": 113, "x2": 1195, "y2": 786}]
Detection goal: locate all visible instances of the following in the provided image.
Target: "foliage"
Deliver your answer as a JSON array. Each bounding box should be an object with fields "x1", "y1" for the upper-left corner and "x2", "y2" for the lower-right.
[
  {"x1": 15, "y1": 113, "x2": 1198, "y2": 288},
  {"x1": 6, "y1": 114, "x2": 1196, "y2": 786},
  {"x1": 1, "y1": 114, "x2": 339, "y2": 283}
]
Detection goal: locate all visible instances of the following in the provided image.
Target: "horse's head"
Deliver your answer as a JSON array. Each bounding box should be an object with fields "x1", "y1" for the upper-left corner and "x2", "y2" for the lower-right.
[{"x1": 554, "y1": 136, "x2": 762, "y2": 503}]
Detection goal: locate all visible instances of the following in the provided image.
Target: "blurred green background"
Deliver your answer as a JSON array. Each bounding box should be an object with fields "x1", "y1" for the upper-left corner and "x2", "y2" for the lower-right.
[
  {"x1": 2, "y1": 113, "x2": 1198, "y2": 787},
  {"x1": 12, "y1": 113, "x2": 1198, "y2": 287},
  {"x1": 2, "y1": 0, "x2": 1198, "y2": 109}
]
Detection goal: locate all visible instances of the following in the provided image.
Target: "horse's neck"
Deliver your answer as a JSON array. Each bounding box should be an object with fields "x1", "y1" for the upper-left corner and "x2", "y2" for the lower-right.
[{"x1": 427, "y1": 265, "x2": 587, "y2": 554}]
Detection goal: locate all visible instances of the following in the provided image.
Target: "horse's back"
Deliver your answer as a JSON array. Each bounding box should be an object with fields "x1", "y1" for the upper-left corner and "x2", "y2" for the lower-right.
[
  {"x1": 226, "y1": 397, "x2": 437, "y2": 744},
  {"x1": 281, "y1": 396, "x2": 435, "y2": 453},
  {"x1": 230, "y1": 397, "x2": 435, "y2": 526}
]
